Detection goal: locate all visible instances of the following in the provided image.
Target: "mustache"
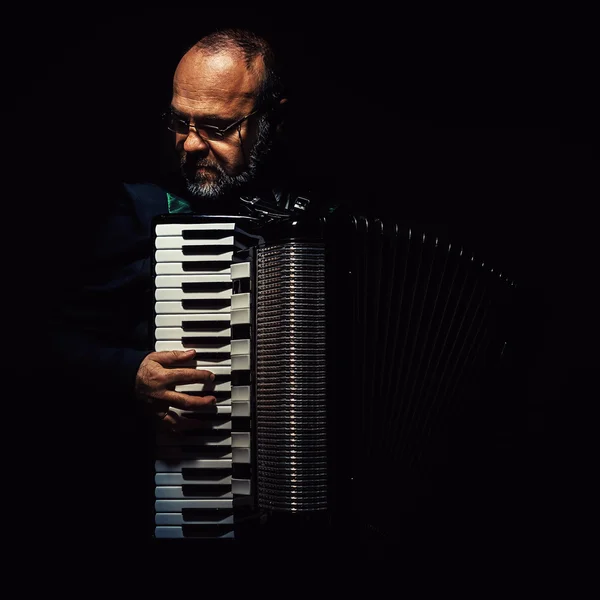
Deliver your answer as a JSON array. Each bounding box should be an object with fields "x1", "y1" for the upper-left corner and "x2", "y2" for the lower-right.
[{"x1": 181, "y1": 155, "x2": 219, "y2": 171}]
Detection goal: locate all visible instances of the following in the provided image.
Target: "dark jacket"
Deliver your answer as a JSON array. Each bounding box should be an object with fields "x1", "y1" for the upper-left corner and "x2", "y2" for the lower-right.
[{"x1": 47, "y1": 179, "x2": 324, "y2": 404}]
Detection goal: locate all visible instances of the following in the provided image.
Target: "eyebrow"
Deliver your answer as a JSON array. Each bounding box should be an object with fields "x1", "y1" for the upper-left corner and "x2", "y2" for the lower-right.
[{"x1": 170, "y1": 106, "x2": 234, "y2": 124}]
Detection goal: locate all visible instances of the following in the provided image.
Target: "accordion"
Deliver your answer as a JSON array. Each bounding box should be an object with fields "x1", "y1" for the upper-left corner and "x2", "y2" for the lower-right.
[{"x1": 151, "y1": 209, "x2": 517, "y2": 546}]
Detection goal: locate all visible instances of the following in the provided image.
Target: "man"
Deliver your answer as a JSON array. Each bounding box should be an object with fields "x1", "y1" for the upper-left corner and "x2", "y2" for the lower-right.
[
  {"x1": 50, "y1": 28, "x2": 315, "y2": 427},
  {"x1": 136, "y1": 28, "x2": 296, "y2": 431},
  {"x1": 43, "y1": 27, "x2": 323, "y2": 547}
]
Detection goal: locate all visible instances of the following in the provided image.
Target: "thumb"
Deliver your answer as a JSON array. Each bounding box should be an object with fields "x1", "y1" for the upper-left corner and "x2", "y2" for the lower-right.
[{"x1": 154, "y1": 349, "x2": 196, "y2": 366}]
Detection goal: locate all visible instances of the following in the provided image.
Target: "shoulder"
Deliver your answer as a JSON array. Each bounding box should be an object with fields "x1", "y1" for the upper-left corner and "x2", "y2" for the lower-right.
[
  {"x1": 122, "y1": 181, "x2": 170, "y2": 216},
  {"x1": 86, "y1": 180, "x2": 171, "y2": 245}
]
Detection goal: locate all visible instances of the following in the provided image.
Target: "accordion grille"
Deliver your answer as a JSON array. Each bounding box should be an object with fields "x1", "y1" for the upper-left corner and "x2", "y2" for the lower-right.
[{"x1": 255, "y1": 242, "x2": 328, "y2": 511}]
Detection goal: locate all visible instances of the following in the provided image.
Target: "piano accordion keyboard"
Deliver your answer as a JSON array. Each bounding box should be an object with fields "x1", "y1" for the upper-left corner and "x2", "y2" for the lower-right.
[{"x1": 153, "y1": 220, "x2": 253, "y2": 539}]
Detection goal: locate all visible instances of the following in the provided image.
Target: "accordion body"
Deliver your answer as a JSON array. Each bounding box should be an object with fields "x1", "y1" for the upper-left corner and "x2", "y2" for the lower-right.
[{"x1": 151, "y1": 209, "x2": 517, "y2": 545}]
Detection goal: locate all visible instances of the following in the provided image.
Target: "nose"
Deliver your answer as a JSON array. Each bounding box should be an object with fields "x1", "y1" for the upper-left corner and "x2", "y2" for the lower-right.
[{"x1": 182, "y1": 127, "x2": 210, "y2": 153}]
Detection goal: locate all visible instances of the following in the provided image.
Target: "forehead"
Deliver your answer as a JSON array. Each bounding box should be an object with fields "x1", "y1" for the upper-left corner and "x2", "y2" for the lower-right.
[{"x1": 172, "y1": 48, "x2": 262, "y2": 116}]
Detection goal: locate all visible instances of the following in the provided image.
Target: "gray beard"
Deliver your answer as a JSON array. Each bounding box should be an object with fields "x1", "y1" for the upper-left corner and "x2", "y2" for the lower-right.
[{"x1": 182, "y1": 117, "x2": 274, "y2": 201}]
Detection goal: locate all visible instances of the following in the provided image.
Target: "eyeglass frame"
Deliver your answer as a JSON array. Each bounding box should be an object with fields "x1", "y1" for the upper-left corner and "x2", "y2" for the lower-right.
[{"x1": 163, "y1": 107, "x2": 261, "y2": 142}]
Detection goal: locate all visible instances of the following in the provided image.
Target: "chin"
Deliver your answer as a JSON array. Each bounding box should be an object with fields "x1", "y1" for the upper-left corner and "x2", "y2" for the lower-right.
[{"x1": 185, "y1": 177, "x2": 231, "y2": 200}]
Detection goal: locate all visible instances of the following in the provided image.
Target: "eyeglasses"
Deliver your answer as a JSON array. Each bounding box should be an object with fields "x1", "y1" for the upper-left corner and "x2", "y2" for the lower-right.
[{"x1": 164, "y1": 108, "x2": 259, "y2": 142}]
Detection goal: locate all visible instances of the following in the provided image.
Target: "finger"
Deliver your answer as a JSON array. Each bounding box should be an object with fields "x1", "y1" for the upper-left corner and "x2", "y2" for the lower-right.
[
  {"x1": 159, "y1": 410, "x2": 177, "y2": 430},
  {"x1": 164, "y1": 391, "x2": 217, "y2": 411},
  {"x1": 173, "y1": 411, "x2": 210, "y2": 433},
  {"x1": 149, "y1": 349, "x2": 197, "y2": 367},
  {"x1": 159, "y1": 409, "x2": 212, "y2": 433},
  {"x1": 162, "y1": 367, "x2": 216, "y2": 387},
  {"x1": 153, "y1": 401, "x2": 170, "y2": 419}
]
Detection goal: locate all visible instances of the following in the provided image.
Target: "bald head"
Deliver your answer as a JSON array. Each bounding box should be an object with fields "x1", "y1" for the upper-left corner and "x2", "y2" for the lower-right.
[
  {"x1": 173, "y1": 45, "x2": 264, "y2": 116},
  {"x1": 176, "y1": 28, "x2": 284, "y2": 108}
]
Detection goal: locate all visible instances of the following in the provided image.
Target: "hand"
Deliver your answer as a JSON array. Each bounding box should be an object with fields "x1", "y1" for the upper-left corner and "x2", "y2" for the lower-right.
[{"x1": 135, "y1": 349, "x2": 216, "y2": 432}]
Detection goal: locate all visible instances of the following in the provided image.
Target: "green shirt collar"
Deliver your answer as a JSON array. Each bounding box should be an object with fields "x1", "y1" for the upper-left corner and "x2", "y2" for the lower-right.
[{"x1": 167, "y1": 192, "x2": 192, "y2": 214}]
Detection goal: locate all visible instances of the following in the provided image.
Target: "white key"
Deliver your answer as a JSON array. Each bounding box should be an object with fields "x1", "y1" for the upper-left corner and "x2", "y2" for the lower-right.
[
  {"x1": 155, "y1": 302, "x2": 232, "y2": 315},
  {"x1": 155, "y1": 274, "x2": 232, "y2": 287},
  {"x1": 231, "y1": 293, "x2": 250, "y2": 309},
  {"x1": 155, "y1": 341, "x2": 231, "y2": 357},
  {"x1": 157, "y1": 447, "x2": 233, "y2": 460},
  {"x1": 155, "y1": 249, "x2": 234, "y2": 262},
  {"x1": 231, "y1": 339, "x2": 250, "y2": 355},
  {"x1": 231, "y1": 386, "x2": 250, "y2": 401},
  {"x1": 154, "y1": 527, "x2": 235, "y2": 539},
  {"x1": 161, "y1": 411, "x2": 233, "y2": 429},
  {"x1": 231, "y1": 432, "x2": 250, "y2": 448},
  {"x1": 155, "y1": 235, "x2": 235, "y2": 249},
  {"x1": 155, "y1": 288, "x2": 232, "y2": 301},
  {"x1": 231, "y1": 308, "x2": 251, "y2": 325},
  {"x1": 231, "y1": 261, "x2": 250, "y2": 280},
  {"x1": 231, "y1": 339, "x2": 250, "y2": 371},
  {"x1": 177, "y1": 381, "x2": 231, "y2": 392},
  {"x1": 169, "y1": 405, "x2": 232, "y2": 416},
  {"x1": 155, "y1": 499, "x2": 233, "y2": 511},
  {"x1": 155, "y1": 487, "x2": 233, "y2": 499},
  {"x1": 164, "y1": 396, "x2": 230, "y2": 408},
  {"x1": 155, "y1": 262, "x2": 231, "y2": 275},
  {"x1": 160, "y1": 410, "x2": 232, "y2": 430},
  {"x1": 156, "y1": 433, "x2": 233, "y2": 446},
  {"x1": 158, "y1": 432, "x2": 249, "y2": 448},
  {"x1": 155, "y1": 327, "x2": 232, "y2": 339},
  {"x1": 231, "y1": 355, "x2": 250, "y2": 371},
  {"x1": 231, "y1": 401, "x2": 250, "y2": 418},
  {"x1": 231, "y1": 479, "x2": 251, "y2": 496},
  {"x1": 232, "y1": 447, "x2": 250, "y2": 464},
  {"x1": 155, "y1": 473, "x2": 233, "y2": 486},
  {"x1": 213, "y1": 398, "x2": 232, "y2": 407},
  {"x1": 174, "y1": 364, "x2": 232, "y2": 391},
  {"x1": 155, "y1": 513, "x2": 234, "y2": 525},
  {"x1": 155, "y1": 222, "x2": 236, "y2": 236},
  {"x1": 163, "y1": 359, "x2": 230, "y2": 369},
  {"x1": 155, "y1": 314, "x2": 231, "y2": 327},
  {"x1": 155, "y1": 459, "x2": 232, "y2": 472},
  {"x1": 193, "y1": 365, "x2": 231, "y2": 376}
]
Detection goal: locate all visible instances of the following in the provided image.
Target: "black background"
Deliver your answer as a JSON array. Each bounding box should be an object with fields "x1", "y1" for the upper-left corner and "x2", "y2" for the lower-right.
[{"x1": 4, "y1": 6, "x2": 597, "y2": 570}]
